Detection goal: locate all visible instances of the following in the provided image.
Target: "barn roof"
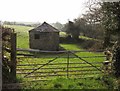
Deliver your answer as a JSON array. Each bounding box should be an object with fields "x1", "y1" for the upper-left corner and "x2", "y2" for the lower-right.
[{"x1": 29, "y1": 22, "x2": 60, "y2": 32}]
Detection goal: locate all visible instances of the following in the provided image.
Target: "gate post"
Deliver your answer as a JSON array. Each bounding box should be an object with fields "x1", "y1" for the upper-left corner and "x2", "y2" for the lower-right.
[
  {"x1": 0, "y1": 25, "x2": 2, "y2": 90},
  {"x1": 67, "y1": 51, "x2": 69, "y2": 78},
  {"x1": 10, "y1": 33, "x2": 17, "y2": 82}
]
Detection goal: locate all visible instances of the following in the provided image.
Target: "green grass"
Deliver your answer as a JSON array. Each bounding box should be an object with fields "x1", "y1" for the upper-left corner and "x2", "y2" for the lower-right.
[
  {"x1": 5, "y1": 24, "x2": 107, "y2": 89},
  {"x1": 21, "y1": 77, "x2": 107, "y2": 89},
  {"x1": 4, "y1": 24, "x2": 33, "y2": 48},
  {"x1": 59, "y1": 32, "x2": 97, "y2": 41},
  {"x1": 60, "y1": 43, "x2": 81, "y2": 50},
  {"x1": 79, "y1": 36, "x2": 94, "y2": 40},
  {"x1": 60, "y1": 32, "x2": 67, "y2": 37}
]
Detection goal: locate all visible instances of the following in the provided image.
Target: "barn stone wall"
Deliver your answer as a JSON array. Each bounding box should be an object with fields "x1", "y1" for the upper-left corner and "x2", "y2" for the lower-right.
[{"x1": 29, "y1": 31, "x2": 59, "y2": 51}]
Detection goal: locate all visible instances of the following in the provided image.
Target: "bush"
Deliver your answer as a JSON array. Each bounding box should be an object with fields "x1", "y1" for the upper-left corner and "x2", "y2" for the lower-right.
[
  {"x1": 80, "y1": 40, "x2": 96, "y2": 49},
  {"x1": 79, "y1": 39, "x2": 103, "y2": 51},
  {"x1": 60, "y1": 36, "x2": 103, "y2": 51},
  {"x1": 88, "y1": 41, "x2": 103, "y2": 51},
  {"x1": 113, "y1": 46, "x2": 120, "y2": 77}
]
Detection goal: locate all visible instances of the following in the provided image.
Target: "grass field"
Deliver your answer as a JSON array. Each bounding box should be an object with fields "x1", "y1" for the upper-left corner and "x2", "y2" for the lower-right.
[
  {"x1": 5, "y1": 24, "x2": 109, "y2": 89},
  {"x1": 4, "y1": 24, "x2": 33, "y2": 48}
]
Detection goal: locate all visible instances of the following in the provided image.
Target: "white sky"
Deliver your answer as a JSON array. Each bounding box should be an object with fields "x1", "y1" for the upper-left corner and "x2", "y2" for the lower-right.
[{"x1": 0, "y1": 0, "x2": 88, "y2": 24}]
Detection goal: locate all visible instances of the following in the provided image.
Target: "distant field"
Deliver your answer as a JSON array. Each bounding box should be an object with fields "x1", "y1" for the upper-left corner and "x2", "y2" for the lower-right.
[
  {"x1": 5, "y1": 24, "x2": 106, "y2": 89},
  {"x1": 4, "y1": 24, "x2": 97, "y2": 48},
  {"x1": 4, "y1": 25, "x2": 33, "y2": 48}
]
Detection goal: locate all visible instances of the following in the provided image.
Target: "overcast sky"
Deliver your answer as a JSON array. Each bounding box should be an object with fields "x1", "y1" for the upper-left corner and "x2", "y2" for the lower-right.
[{"x1": 0, "y1": 0, "x2": 88, "y2": 24}]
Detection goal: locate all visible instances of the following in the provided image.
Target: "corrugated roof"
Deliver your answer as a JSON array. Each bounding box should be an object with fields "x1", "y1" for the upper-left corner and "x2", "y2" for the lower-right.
[{"x1": 29, "y1": 22, "x2": 60, "y2": 32}]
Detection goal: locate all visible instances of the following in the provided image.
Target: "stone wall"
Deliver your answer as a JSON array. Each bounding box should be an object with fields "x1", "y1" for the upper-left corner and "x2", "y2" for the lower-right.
[{"x1": 29, "y1": 31, "x2": 59, "y2": 51}]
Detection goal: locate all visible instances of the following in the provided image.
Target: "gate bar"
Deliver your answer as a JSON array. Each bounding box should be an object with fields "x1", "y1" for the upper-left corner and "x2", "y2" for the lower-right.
[
  {"x1": 24, "y1": 57, "x2": 59, "y2": 77},
  {"x1": 70, "y1": 51, "x2": 103, "y2": 73}
]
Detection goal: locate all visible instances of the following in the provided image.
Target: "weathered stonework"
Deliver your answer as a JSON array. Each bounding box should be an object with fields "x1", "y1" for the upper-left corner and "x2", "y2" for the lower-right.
[{"x1": 29, "y1": 22, "x2": 59, "y2": 51}]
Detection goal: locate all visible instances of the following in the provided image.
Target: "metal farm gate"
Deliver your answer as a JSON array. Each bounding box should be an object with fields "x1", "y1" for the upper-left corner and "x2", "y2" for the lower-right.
[{"x1": 16, "y1": 49, "x2": 106, "y2": 82}]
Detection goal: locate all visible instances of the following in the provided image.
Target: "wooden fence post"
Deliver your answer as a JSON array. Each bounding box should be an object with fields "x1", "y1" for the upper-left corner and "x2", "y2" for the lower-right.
[
  {"x1": 0, "y1": 26, "x2": 2, "y2": 90},
  {"x1": 10, "y1": 33, "x2": 17, "y2": 82},
  {"x1": 67, "y1": 51, "x2": 69, "y2": 78}
]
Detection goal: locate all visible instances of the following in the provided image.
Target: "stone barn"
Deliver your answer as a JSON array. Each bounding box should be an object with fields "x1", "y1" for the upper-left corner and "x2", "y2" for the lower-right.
[{"x1": 29, "y1": 22, "x2": 60, "y2": 51}]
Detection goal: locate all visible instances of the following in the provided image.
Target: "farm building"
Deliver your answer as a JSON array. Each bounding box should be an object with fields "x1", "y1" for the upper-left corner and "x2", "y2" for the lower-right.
[{"x1": 29, "y1": 22, "x2": 60, "y2": 51}]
